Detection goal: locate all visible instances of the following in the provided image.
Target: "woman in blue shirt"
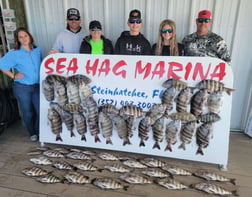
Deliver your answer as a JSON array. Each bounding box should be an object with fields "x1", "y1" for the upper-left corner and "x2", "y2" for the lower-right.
[{"x1": 0, "y1": 27, "x2": 42, "y2": 141}]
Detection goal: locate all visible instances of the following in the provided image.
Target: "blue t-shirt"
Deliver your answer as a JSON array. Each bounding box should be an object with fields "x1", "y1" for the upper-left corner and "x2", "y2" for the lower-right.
[{"x1": 0, "y1": 46, "x2": 42, "y2": 85}]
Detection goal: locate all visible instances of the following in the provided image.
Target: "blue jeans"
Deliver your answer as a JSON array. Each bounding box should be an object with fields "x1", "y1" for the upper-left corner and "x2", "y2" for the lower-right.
[{"x1": 13, "y1": 82, "x2": 40, "y2": 137}]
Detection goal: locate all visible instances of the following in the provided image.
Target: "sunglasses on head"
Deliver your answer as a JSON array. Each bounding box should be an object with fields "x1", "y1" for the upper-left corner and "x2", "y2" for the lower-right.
[
  {"x1": 129, "y1": 19, "x2": 142, "y2": 24},
  {"x1": 197, "y1": 18, "x2": 211, "y2": 23},
  {"x1": 90, "y1": 28, "x2": 101, "y2": 31},
  {"x1": 161, "y1": 28, "x2": 173, "y2": 34},
  {"x1": 68, "y1": 16, "x2": 80, "y2": 21}
]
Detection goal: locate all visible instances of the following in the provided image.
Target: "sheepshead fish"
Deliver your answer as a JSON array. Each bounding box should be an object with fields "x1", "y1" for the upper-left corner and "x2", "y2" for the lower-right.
[
  {"x1": 138, "y1": 116, "x2": 151, "y2": 147},
  {"x1": 68, "y1": 74, "x2": 91, "y2": 85},
  {"x1": 196, "y1": 123, "x2": 213, "y2": 155},
  {"x1": 54, "y1": 80, "x2": 68, "y2": 106},
  {"x1": 122, "y1": 159, "x2": 148, "y2": 169},
  {"x1": 98, "y1": 111, "x2": 113, "y2": 144},
  {"x1": 161, "y1": 165, "x2": 192, "y2": 176},
  {"x1": 36, "y1": 174, "x2": 62, "y2": 184},
  {"x1": 64, "y1": 171, "x2": 90, "y2": 184},
  {"x1": 30, "y1": 156, "x2": 53, "y2": 165},
  {"x1": 154, "y1": 177, "x2": 188, "y2": 190},
  {"x1": 165, "y1": 120, "x2": 181, "y2": 152},
  {"x1": 73, "y1": 112, "x2": 87, "y2": 141},
  {"x1": 79, "y1": 81, "x2": 93, "y2": 102},
  {"x1": 196, "y1": 79, "x2": 234, "y2": 95},
  {"x1": 168, "y1": 112, "x2": 197, "y2": 122},
  {"x1": 178, "y1": 121, "x2": 197, "y2": 150},
  {"x1": 92, "y1": 177, "x2": 128, "y2": 191},
  {"x1": 198, "y1": 112, "x2": 221, "y2": 123},
  {"x1": 161, "y1": 87, "x2": 176, "y2": 111},
  {"x1": 120, "y1": 172, "x2": 152, "y2": 184},
  {"x1": 97, "y1": 152, "x2": 118, "y2": 161},
  {"x1": 45, "y1": 74, "x2": 66, "y2": 84},
  {"x1": 47, "y1": 109, "x2": 62, "y2": 141},
  {"x1": 162, "y1": 78, "x2": 188, "y2": 90},
  {"x1": 193, "y1": 169, "x2": 236, "y2": 185},
  {"x1": 146, "y1": 103, "x2": 167, "y2": 125},
  {"x1": 22, "y1": 166, "x2": 50, "y2": 177},
  {"x1": 62, "y1": 109, "x2": 75, "y2": 137},
  {"x1": 175, "y1": 87, "x2": 193, "y2": 112},
  {"x1": 104, "y1": 163, "x2": 131, "y2": 173},
  {"x1": 190, "y1": 89, "x2": 208, "y2": 117},
  {"x1": 125, "y1": 116, "x2": 137, "y2": 138},
  {"x1": 43, "y1": 150, "x2": 64, "y2": 158},
  {"x1": 66, "y1": 152, "x2": 91, "y2": 160},
  {"x1": 141, "y1": 168, "x2": 170, "y2": 178},
  {"x1": 119, "y1": 104, "x2": 144, "y2": 117},
  {"x1": 42, "y1": 79, "x2": 54, "y2": 101},
  {"x1": 113, "y1": 115, "x2": 131, "y2": 146},
  {"x1": 152, "y1": 116, "x2": 166, "y2": 150},
  {"x1": 66, "y1": 80, "x2": 81, "y2": 104},
  {"x1": 207, "y1": 91, "x2": 224, "y2": 114},
  {"x1": 99, "y1": 104, "x2": 119, "y2": 119},
  {"x1": 52, "y1": 160, "x2": 73, "y2": 170},
  {"x1": 193, "y1": 182, "x2": 238, "y2": 196},
  {"x1": 63, "y1": 103, "x2": 84, "y2": 113},
  {"x1": 73, "y1": 161, "x2": 100, "y2": 171},
  {"x1": 139, "y1": 157, "x2": 167, "y2": 168}
]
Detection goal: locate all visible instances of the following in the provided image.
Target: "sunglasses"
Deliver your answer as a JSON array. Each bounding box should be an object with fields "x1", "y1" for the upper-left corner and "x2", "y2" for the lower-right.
[
  {"x1": 90, "y1": 28, "x2": 101, "y2": 31},
  {"x1": 161, "y1": 28, "x2": 173, "y2": 34},
  {"x1": 68, "y1": 16, "x2": 80, "y2": 21},
  {"x1": 129, "y1": 19, "x2": 142, "y2": 24},
  {"x1": 197, "y1": 18, "x2": 211, "y2": 23}
]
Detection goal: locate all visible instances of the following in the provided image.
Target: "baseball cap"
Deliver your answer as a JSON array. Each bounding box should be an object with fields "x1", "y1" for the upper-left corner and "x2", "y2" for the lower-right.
[
  {"x1": 129, "y1": 9, "x2": 141, "y2": 20},
  {"x1": 198, "y1": 10, "x2": 211, "y2": 19},
  {"x1": 89, "y1": 20, "x2": 102, "y2": 30},
  {"x1": 67, "y1": 8, "x2": 80, "y2": 18}
]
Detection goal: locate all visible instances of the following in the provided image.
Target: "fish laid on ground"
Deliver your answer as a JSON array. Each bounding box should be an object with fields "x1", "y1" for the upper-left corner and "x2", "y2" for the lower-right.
[
  {"x1": 53, "y1": 147, "x2": 69, "y2": 154},
  {"x1": 162, "y1": 78, "x2": 188, "y2": 90},
  {"x1": 64, "y1": 171, "x2": 90, "y2": 184},
  {"x1": 154, "y1": 177, "x2": 188, "y2": 190},
  {"x1": 42, "y1": 79, "x2": 54, "y2": 101},
  {"x1": 92, "y1": 177, "x2": 128, "y2": 191},
  {"x1": 178, "y1": 121, "x2": 197, "y2": 150},
  {"x1": 161, "y1": 165, "x2": 192, "y2": 176},
  {"x1": 175, "y1": 87, "x2": 193, "y2": 112},
  {"x1": 47, "y1": 108, "x2": 63, "y2": 141},
  {"x1": 66, "y1": 152, "x2": 92, "y2": 160},
  {"x1": 113, "y1": 115, "x2": 131, "y2": 146},
  {"x1": 152, "y1": 116, "x2": 166, "y2": 150},
  {"x1": 73, "y1": 112, "x2": 87, "y2": 141},
  {"x1": 193, "y1": 169, "x2": 236, "y2": 185},
  {"x1": 52, "y1": 160, "x2": 73, "y2": 170},
  {"x1": 198, "y1": 112, "x2": 221, "y2": 123},
  {"x1": 192, "y1": 182, "x2": 238, "y2": 196},
  {"x1": 98, "y1": 111, "x2": 113, "y2": 144},
  {"x1": 141, "y1": 168, "x2": 170, "y2": 178},
  {"x1": 207, "y1": 91, "x2": 224, "y2": 114},
  {"x1": 122, "y1": 159, "x2": 148, "y2": 169},
  {"x1": 196, "y1": 79, "x2": 234, "y2": 95},
  {"x1": 138, "y1": 116, "x2": 151, "y2": 147},
  {"x1": 73, "y1": 161, "x2": 101, "y2": 172},
  {"x1": 165, "y1": 119, "x2": 181, "y2": 152},
  {"x1": 120, "y1": 172, "x2": 152, "y2": 184},
  {"x1": 43, "y1": 150, "x2": 64, "y2": 158},
  {"x1": 196, "y1": 123, "x2": 213, "y2": 155},
  {"x1": 104, "y1": 163, "x2": 131, "y2": 173},
  {"x1": 97, "y1": 152, "x2": 118, "y2": 161},
  {"x1": 30, "y1": 156, "x2": 53, "y2": 165},
  {"x1": 139, "y1": 157, "x2": 167, "y2": 168},
  {"x1": 36, "y1": 174, "x2": 62, "y2": 184},
  {"x1": 190, "y1": 89, "x2": 208, "y2": 117},
  {"x1": 22, "y1": 166, "x2": 50, "y2": 177}
]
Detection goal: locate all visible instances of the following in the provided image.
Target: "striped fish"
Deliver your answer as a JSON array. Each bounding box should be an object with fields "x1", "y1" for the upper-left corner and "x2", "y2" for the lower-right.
[
  {"x1": 141, "y1": 168, "x2": 170, "y2": 178},
  {"x1": 120, "y1": 172, "x2": 152, "y2": 184},
  {"x1": 22, "y1": 166, "x2": 50, "y2": 177},
  {"x1": 98, "y1": 111, "x2": 113, "y2": 144},
  {"x1": 154, "y1": 177, "x2": 188, "y2": 190},
  {"x1": 113, "y1": 115, "x2": 131, "y2": 146},
  {"x1": 138, "y1": 116, "x2": 151, "y2": 147},
  {"x1": 66, "y1": 80, "x2": 81, "y2": 104},
  {"x1": 175, "y1": 87, "x2": 193, "y2": 112},
  {"x1": 161, "y1": 165, "x2": 192, "y2": 176},
  {"x1": 92, "y1": 177, "x2": 128, "y2": 191},
  {"x1": 43, "y1": 150, "x2": 64, "y2": 158},
  {"x1": 122, "y1": 159, "x2": 148, "y2": 169},
  {"x1": 190, "y1": 89, "x2": 208, "y2": 118},
  {"x1": 42, "y1": 79, "x2": 54, "y2": 101},
  {"x1": 165, "y1": 120, "x2": 181, "y2": 152},
  {"x1": 104, "y1": 163, "x2": 131, "y2": 173},
  {"x1": 73, "y1": 161, "x2": 100, "y2": 172},
  {"x1": 97, "y1": 152, "x2": 118, "y2": 161},
  {"x1": 36, "y1": 174, "x2": 62, "y2": 184},
  {"x1": 119, "y1": 104, "x2": 144, "y2": 118},
  {"x1": 196, "y1": 123, "x2": 213, "y2": 155},
  {"x1": 207, "y1": 91, "x2": 224, "y2": 114},
  {"x1": 162, "y1": 78, "x2": 188, "y2": 90},
  {"x1": 30, "y1": 156, "x2": 53, "y2": 165},
  {"x1": 198, "y1": 112, "x2": 221, "y2": 123},
  {"x1": 52, "y1": 160, "x2": 73, "y2": 170},
  {"x1": 139, "y1": 157, "x2": 167, "y2": 168},
  {"x1": 73, "y1": 112, "x2": 87, "y2": 141},
  {"x1": 178, "y1": 121, "x2": 197, "y2": 150},
  {"x1": 66, "y1": 152, "x2": 92, "y2": 160},
  {"x1": 64, "y1": 171, "x2": 90, "y2": 184},
  {"x1": 67, "y1": 74, "x2": 91, "y2": 85},
  {"x1": 152, "y1": 116, "x2": 166, "y2": 150},
  {"x1": 47, "y1": 108, "x2": 63, "y2": 141},
  {"x1": 161, "y1": 87, "x2": 176, "y2": 111}
]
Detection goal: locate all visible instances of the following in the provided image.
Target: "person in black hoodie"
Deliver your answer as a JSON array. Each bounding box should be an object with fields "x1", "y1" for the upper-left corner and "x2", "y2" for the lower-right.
[
  {"x1": 79, "y1": 20, "x2": 113, "y2": 54},
  {"x1": 114, "y1": 9, "x2": 151, "y2": 55}
]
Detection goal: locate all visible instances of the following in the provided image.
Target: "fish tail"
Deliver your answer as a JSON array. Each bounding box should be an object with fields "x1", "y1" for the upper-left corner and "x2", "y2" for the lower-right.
[
  {"x1": 164, "y1": 144, "x2": 172, "y2": 152},
  {"x1": 123, "y1": 138, "x2": 131, "y2": 146},
  {"x1": 152, "y1": 142, "x2": 160, "y2": 150},
  {"x1": 56, "y1": 135, "x2": 63, "y2": 141},
  {"x1": 178, "y1": 142, "x2": 186, "y2": 150},
  {"x1": 70, "y1": 131, "x2": 75, "y2": 137},
  {"x1": 196, "y1": 147, "x2": 204, "y2": 155},
  {"x1": 231, "y1": 190, "x2": 239, "y2": 196},
  {"x1": 139, "y1": 140, "x2": 145, "y2": 147},
  {"x1": 95, "y1": 135, "x2": 101, "y2": 143},
  {"x1": 97, "y1": 169, "x2": 103, "y2": 172},
  {"x1": 106, "y1": 139, "x2": 113, "y2": 145},
  {"x1": 230, "y1": 178, "x2": 236, "y2": 185},
  {"x1": 226, "y1": 88, "x2": 234, "y2": 95},
  {"x1": 81, "y1": 135, "x2": 86, "y2": 141},
  {"x1": 123, "y1": 186, "x2": 129, "y2": 191}
]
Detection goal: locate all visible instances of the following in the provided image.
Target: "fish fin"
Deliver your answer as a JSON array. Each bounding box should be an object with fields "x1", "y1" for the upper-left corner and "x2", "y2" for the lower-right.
[
  {"x1": 178, "y1": 142, "x2": 186, "y2": 150},
  {"x1": 91, "y1": 159, "x2": 96, "y2": 163},
  {"x1": 95, "y1": 135, "x2": 101, "y2": 143},
  {"x1": 152, "y1": 142, "x2": 160, "y2": 149},
  {"x1": 106, "y1": 139, "x2": 113, "y2": 145},
  {"x1": 81, "y1": 135, "x2": 86, "y2": 141},
  {"x1": 97, "y1": 169, "x2": 103, "y2": 172},
  {"x1": 226, "y1": 88, "x2": 234, "y2": 96},
  {"x1": 123, "y1": 186, "x2": 129, "y2": 191},
  {"x1": 56, "y1": 135, "x2": 63, "y2": 141},
  {"x1": 73, "y1": 167, "x2": 78, "y2": 171},
  {"x1": 70, "y1": 131, "x2": 75, "y2": 137},
  {"x1": 164, "y1": 144, "x2": 172, "y2": 152},
  {"x1": 196, "y1": 147, "x2": 204, "y2": 155},
  {"x1": 123, "y1": 139, "x2": 131, "y2": 146},
  {"x1": 231, "y1": 190, "x2": 239, "y2": 196},
  {"x1": 230, "y1": 178, "x2": 236, "y2": 185},
  {"x1": 139, "y1": 140, "x2": 145, "y2": 147}
]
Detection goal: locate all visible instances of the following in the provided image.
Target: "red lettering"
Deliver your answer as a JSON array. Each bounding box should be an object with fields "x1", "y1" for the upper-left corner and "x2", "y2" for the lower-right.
[
  {"x1": 44, "y1": 57, "x2": 54, "y2": 74},
  {"x1": 152, "y1": 61, "x2": 165, "y2": 79},
  {"x1": 98, "y1": 59, "x2": 110, "y2": 77},
  {"x1": 86, "y1": 59, "x2": 99, "y2": 76},
  {"x1": 66, "y1": 58, "x2": 78, "y2": 75},
  {"x1": 167, "y1": 62, "x2": 183, "y2": 79},
  {"x1": 192, "y1": 63, "x2": 211, "y2": 80},
  {"x1": 112, "y1": 60, "x2": 127, "y2": 78},
  {"x1": 56, "y1": 58, "x2": 67, "y2": 74},
  {"x1": 210, "y1": 63, "x2": 226, "y2": 81},
  {"x1": 184, "y1": 62, "x2": 192, "y2": 80},
  {"x1": 135, "y1": 60, "x2": 152, "y2": 79}
]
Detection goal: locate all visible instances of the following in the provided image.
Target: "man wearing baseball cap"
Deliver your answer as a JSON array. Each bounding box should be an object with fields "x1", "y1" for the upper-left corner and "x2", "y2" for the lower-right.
[
  {"x1": 182, "y1": 10, "x2": 231, "y2": 64},
  {"x1": 114, "y1": 9, "x2": 151, "y2": 55},
  {"x1": 49, "y1": 8, "x2": 86, "y2": 54}
]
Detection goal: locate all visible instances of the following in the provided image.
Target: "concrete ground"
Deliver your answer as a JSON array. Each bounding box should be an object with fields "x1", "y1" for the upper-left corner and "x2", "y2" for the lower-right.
[{"x1": 0, "y1": 120, "x2": 251, "y2": 197}]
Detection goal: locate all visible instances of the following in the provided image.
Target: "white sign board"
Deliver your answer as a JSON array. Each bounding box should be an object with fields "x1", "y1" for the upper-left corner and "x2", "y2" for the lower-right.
[{"x1": 40, "y1": 54, "x2": 233, "y2": 168}]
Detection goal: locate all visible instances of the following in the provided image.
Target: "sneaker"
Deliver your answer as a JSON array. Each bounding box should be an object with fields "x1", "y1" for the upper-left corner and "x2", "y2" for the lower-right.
[{"x1": 30, "y1": 135, "x2": 38, "y2": 142}]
